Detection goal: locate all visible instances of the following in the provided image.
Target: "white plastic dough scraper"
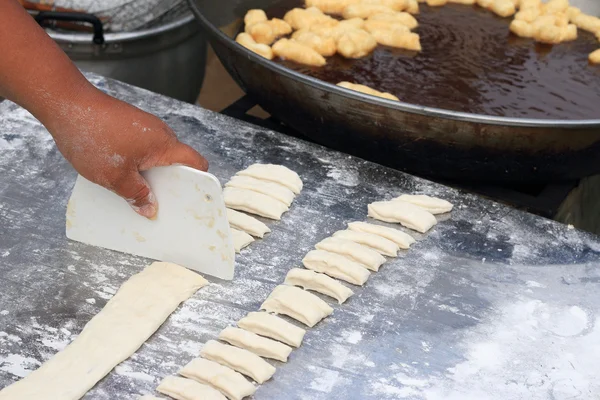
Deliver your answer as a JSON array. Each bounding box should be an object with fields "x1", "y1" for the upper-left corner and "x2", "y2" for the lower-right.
[{"x1": 66, "y1": 166, "x2": 235, "y2": 280}]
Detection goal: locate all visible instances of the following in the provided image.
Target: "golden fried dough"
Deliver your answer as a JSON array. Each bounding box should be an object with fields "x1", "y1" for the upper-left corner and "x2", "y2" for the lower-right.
[
  {"x1": 284, "y1": 7, "x2": 336, "y2": 30},
  {"x1": 566, "y1": 6, "x2": 581, "y2": 21},
  {"x1": 560, "y1": 24, "x2": 578, "y2": 41},
  {"x1": 369, "y1": 12, "x2": 418, "y2": 29},
  {"x1": 337, "y1": 81, "x2": 399, "y2": 100},
  {"x1": 236, "y1": 33, "x2": 274, "y2": 59},
  {"x1": 247, "y1": 18, "x2": 292, "y2": 45},
  {"x1": 572, "y1": 14, "x2": 600, "y2": 33},
  {"x1": 336, "y1": 29, "x2": 378, "y2": 57},
  {"x1": 273, "y1": 38, "x2": 327, "y2": 66},
  {"x1": 292, "y1": 29, "x2": 338, "y2": 56},
  {"x1": 343, "y1": 4, "x2": 396, "y2": 19},
  {"x1": 306, "y1": 0, "x2": 360, "y2": 14},
  {"x1": 514, "y1": 8, "x2": 540, "y2": 22},
  {"x1": 364, "y1": 19, "x2": 411, "y2": 33},
  {"x1": 244, "y1": 9, "x2": 268, "y2": 28},
  {"x1": 406, "y1": 0, "x2": 420, "y2": 14},
  {"x1": 490, "y1": 0, "x2": 516, "y2": 17},
  {"x1": 311, "y1": 18, "x2": 365, "y2": 39},
  {"x1": 359, "y1": 0, "x2": 408, "y2": 11},
  {"x1": 476, "y1": 0, "x2": 493, "y2": 8},
  {"x1": 510, "y1": 20, "x2": 536, "y2": 37},
  {"x1": 370, "y1": 29, "x2": 421, "y2": 50},
  {"x1": 449, "y1": 0, "x2": 476, "y2": 5},
  {"x1": 533, "y1": 23, "x2": 563, "y2": 44},
  {"x1": 426, "y1": 0, "x2": 448, "y2": 6},
  {"x1": 519, "y1": 0, "x2": 541, "y2": 10},
  {"x1": 542, "y1": 0, "x2": 568, "y2": 15},
  {"x1": 590, "y1": 49, "x2": 600, "y2": 64}
]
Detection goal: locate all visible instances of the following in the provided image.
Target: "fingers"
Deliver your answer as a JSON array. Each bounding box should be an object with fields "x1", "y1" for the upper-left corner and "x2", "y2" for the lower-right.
[
  {"x1": 112, "y1": 171, "x2": 158, "y2": 219},
  {"x1": 161, "y1": 142, "x2": 209, "y2": 172}
]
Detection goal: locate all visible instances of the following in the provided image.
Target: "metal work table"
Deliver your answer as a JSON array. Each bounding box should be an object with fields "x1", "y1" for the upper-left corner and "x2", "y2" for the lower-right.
[{"x1": 1, "y1": 74, "x2": 599, "y2": 399}]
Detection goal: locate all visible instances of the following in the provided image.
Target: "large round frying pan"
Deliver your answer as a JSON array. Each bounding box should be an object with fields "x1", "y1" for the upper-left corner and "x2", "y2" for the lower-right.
[{"x1": 188, "y1": 0, "x2": 600, "y2": 182}]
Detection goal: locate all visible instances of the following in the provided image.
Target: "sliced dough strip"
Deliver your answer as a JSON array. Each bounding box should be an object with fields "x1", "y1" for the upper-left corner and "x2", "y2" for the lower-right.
[
  {"x1": 218, "y1": 327, "x2": 292, "y2": 362},
  {"x1": 237, "y1": 312, "x2": 306, "y2": 348},
  {"x1": 226, "y1": 175, "x2": 295, "y2": 207},
  {"x1": 179, "y1": 358, "x2": 256, "y2": 400},
  {"x1": 302, "y1": 249, "x2": 370, "y2": 286},
  {"x1": 347, "y1": 221, "x2": 415, "y2": 249},
  {"x1": 368, "y1": 200, "x2": 437, "y2": 233},
  {"x1": 200, "y1": 340, "x2": 276, "y2": 384},
  {"x1": 393, "y1": 194, "x2": 454, "y2": 214},
  {"x1": 231, "y1": 228, "x2": 254, "y2": 253},
  {"x1": 224, "y1": 187, "x2": 289, "y2": 220},
  {"x1": 316, "y1": 236, "x2": 386, "y2": 271},
  {"x1": 260, "y1": 285, "x2": 333, "y2": 327},
  {"x1": 333, "y1": 229, "x2": 399, "y2": 257},
  {"x1": 227, "y1": 208, "x2": 270, "y2": 238},
  {"x1": 157, "y1": 376, "x2": 226, "y2": 400},
  {"x1": 237, "y1": 163, "x2": 303, "y2": 194},
  {"x1": 285, "y1": 268, "x2": 354, "y2": 304}
]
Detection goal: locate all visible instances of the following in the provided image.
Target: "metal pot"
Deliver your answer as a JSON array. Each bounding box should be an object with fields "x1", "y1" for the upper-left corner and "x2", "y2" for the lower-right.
[{"x1": 42, "y1": 13, "x2": 207, "y2": 103}]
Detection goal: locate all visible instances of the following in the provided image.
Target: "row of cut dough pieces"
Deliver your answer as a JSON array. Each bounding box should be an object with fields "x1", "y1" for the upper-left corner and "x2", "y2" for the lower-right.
[
  {"x1": 223, "y1": 163, "x2": 303, "y2": 253},
  {"x1": 236, "y1": 0, "x2": 422, "y2": 66}
]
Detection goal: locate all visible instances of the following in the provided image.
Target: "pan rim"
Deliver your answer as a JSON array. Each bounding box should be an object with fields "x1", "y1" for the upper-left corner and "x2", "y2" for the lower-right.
[{"x1": 188, "y1": 1, "x2": 600, "y2": 129}]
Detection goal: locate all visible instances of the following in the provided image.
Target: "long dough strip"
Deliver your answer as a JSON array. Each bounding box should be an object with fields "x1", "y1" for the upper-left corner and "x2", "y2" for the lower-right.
[
  {"x1": 226, "y1": 175, "x2": 295, "y2": 207},
  {"x1": 261, "y1": 285, "x2": 333, "y2": 327},
  {"x1": 394, "y1": 194, "x2": 454, "y2": 214},
  {"x1": 219, "y1": 327, "x2": 292, "y2": 362},
  {"x1": 156, "y1": 376, "x2": 226, "y2": 400},
  {"x1": 179, "y1": 358, "x2": 256, "y2": 400},
  {"x1": 200, "y1": 340, "x2": 276, "y2": 384},
  {"x1": 224, "y1": 187, "x2": 289, "y2": 220},
  {"x1": 231, "y1": 228, "x2": 254, "y2": 253},
  {"x1": 285, "y1": 268, "x2": 354, "y2": 304},
  {"x1": 0, "y1": 262, "x2": 208, "y2": 400},
  {"x1": 302, "y1": 249, "x2": 370, "y2": 285},
  {"x1": 226, "y1": 208, "x2": 270, "y2": 238},
  {"x1": 237, "y1": 163, "x2": 303, "y2": 194},
  {"x1": 237, "y1": 312, "x2": 306, "y2": 348},
  {"x1": 333, "y1": 229, "x2": 399, "y2": 257},
  {"x1": 315, "y1": 236, "x2": 386, "y2": 271},
  {"x1": 347, "y1": 221, "x2": 415, "y2": 249}
]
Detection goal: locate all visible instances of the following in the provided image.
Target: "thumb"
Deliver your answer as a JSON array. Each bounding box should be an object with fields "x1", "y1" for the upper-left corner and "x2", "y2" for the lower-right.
[
  {"x1": 113, "y1": 171, "x2": 157, "y2": 219},
  {"x1": 159, "y1": 142, "x2": 209, "y2": 171}
]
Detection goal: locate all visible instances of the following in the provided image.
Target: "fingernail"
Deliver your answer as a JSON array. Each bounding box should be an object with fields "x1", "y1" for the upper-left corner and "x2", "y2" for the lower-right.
[{"x1": 137, "y1": 203, "x2": 158, "y2": 219}]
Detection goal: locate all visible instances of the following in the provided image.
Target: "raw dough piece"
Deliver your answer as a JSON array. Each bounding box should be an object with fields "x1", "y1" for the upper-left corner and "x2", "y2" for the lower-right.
[
  {"x1": 223, "y1": 187, "x2": 289, "y2": 220},
  {"x1": 315, "y1": 237, "x2": 386, "y2": 271},
  {"x1": 237, "y1": 163, "x2": 303, "y2": 194},
  {"x1": 237, "y1": 312, "x2": 306, "y2": 347},
  {"x1": 226, "y1": 175, "x2": 295, "y2": 207},
  {"x1": 179, "y1": 358, "x2": 256, "y2": 400},
  {"x1": 394, "y1": 194, "x2": 454, "y2": 214},
  {"x1": 368, "y1": 200, "x2": 437, "y2": 233},
  {"x1": 0, "y1": 262, "x2": 208, "y2": 400},
  {"x1": 333, "y1": 229, "x2": 399, "y2": 257},
  {"x1": 261, "y1": 285, "x2": 333, "y2": 327},
  {"x1": 219, "y1": 327, "x2": 292, "y2": 362},
  {"x1": 157, "y1": 376, "x2": 226, "y2": 400},
  {"x1": 285, "y1": 268, "x2": 354, "y2": 304},
  {"x1": 347, "y1": 221, "x2": 415, "y2": 249},
  {"x1": 226, "y1": 208, "x2": 270, "y2": 238},
  {"x1": 302, "y1": 249, "x2": 370, "y2": 286},
  {"x1": 231, "y1": 228, "x2": 254, "y2": 253},
  {"x1": 337, "y1": 81, "x2": 399, "y2": 101},
  {"x1": 201, "y1": 340, "x2": 276, "y2": 384}
]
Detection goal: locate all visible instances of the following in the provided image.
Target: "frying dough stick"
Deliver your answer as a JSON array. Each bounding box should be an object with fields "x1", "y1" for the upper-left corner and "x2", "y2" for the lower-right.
[
  {"x1": 231, "y1": 228, "x2": 254, "y2": 253},
  {"x1": 590, "y1": 49, "x2": 600, "y2": 64},
  {"x1": 427, "y1": 0, "x2": 448, "y2": 6},
  {"x1": 247, "y1": 19, "x2": 292, "y2": 45},
  {"x1": 223, "y1": 187, "x2": 289, "y2": 220},
  {"x1": 359, "y1": 0, "x2": 409, "y2": 11},
  {"x1": 285, "y1": 268, "x2": 354, "y2": 304},
  {"x1": 179, "y1": 358, "x2": 256, "y2": 400},
  {"x1": 543, "y1": 0, "x2": 568, "y2": 14},
  {"x1": 364, "y1": 19, "x2": 411, "y2": 34},
  {"x1": 237, "y1": 163, "x2": 303, "y2": 194},
  {"x1": 261, "y1": 285, "x2": 334, "y2": 327},
  {"x1": 226, "y1": 208, "x2": 270, "y2": 238},
  {"x1": 292, "y1": 30, "x2": 338, "y2": 56},
  {"x1": 406, "y1": 0, "x2": 420, "y2": 14},
  {"x1": 306, "y1": 0, "x2": 361, "y2": 15},
  {"x1": 347, "y1": 221, "x2": 415, "y2": 249},
  {"x1": 368, "y1": 200, "x2": 437, "y2": 233},
  {"x1": 157, "y1": 376, "x2": 226, "y2": 400},
  {"x1": 219, "y1": 327, "x2": 292, "y2": 362},
  {"x1": 284, "y1": 7, "x2": 336, "y2": 29},
  {"x1": 311, "y1": 18, "x2": 365, "y2": 39},
  {"x1": 0, "y1": 262, "x2": 208, "y2": 400},
  {"x1": 333, "y1": 229, "x2": 399, "y2": 256},
  {"x1": 448, "y1": 0, "x2": 475, "y2": 4},
  {"x1": 244, "y1": 9, "x2": 268, "y2": 29},
  {"x1": 337, "y1": 81, "x2": 399, "y2": 100},
  {"x1": 302, "y1": 249, "x2": 371, "y2": 285},
  {"x1": 226, "y1": 175, "x2": 295, "y2": 207},
  {"x1": 572, "y1": 14, "x2": 600, "y2": 33},
  {"x1": 336, "y1": 29, "x2": 378, "y2": 58},
  {"x1": 316, "y1": 236, "x2": 386, "y2": 271},
  {"x1": 490, "y1": 0, "x2": 516, "y2": 17},
  {"x1": 369, "y1": 29, "x2": 422, "y2": 51},
  {"x1": 394, "y1": 194, "x2": 453, "y2": 214},
  {"x1": 514, "y1": 8, "x2": 541, "y2": 23},
  {"x1": 342, "y1": 3, "x2": 396, "y2": 18},
  {"x1": 238, "y1": 312, "x2": 306, "y2": 348},
  {"x1": 201, "y1": 340, "x2": 276, "y2": 384},
  {"x1": 235, "y1": 33, "x2": 274, "y2": 60},
  {"x1": 368, "y1": 12, "x2": 419, "y2": 29}
]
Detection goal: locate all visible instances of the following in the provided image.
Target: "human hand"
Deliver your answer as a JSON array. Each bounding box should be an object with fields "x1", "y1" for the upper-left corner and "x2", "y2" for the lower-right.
[{"x1": 45, "y1": 89, "x2": 208, "y2": 219}]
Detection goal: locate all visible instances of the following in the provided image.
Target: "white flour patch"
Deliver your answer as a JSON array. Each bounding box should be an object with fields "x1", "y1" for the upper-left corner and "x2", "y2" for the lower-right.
[
  {"x1": 343, "y1": 330, "x2": 363, "y2": 344},
  {"x1": 0, "y1": 354, "x2": 41, "y2": 378},
  {"x1": 114, "y1": 364, "x2": 155, "y2": 383},
  {"x1": 85, "y1": 298, "x2": 96, "y2": 305},
  {"x1": 525, "y1": 280, "x2": 545, "y2": 288},
  {"x1": 0, "y1": 332, "x2": 21, "y2": 343},
  {"x1": 41, "y1": 337, "x2": 69, "y2": 352},
  {"x1": 308, "y1": 367, "x2": 342, "y2": 393},
  {"x1": 326, "y1": 167, "x2": 360, "y2": 187},
  {"x1": 0, "y1": 310, "x2": 8, "y2": 316}
]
